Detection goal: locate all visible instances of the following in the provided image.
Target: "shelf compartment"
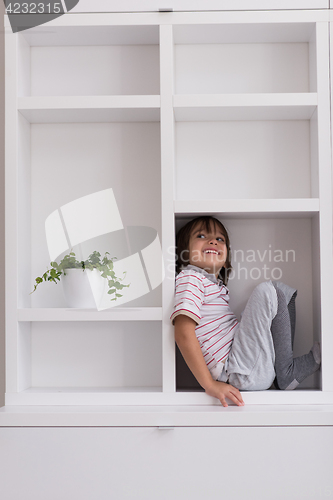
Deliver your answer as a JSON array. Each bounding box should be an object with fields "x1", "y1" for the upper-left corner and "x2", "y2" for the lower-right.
[
  {"x1": 173, "y1": 93, "x2": 317, "y2": 121},
  {"x1": 174, "y1": 198, "x2": 320, "y2": 217},
  {"x1": 17, "y1": 321, "x2": 162, "y2": 392},
  {"x1": 18, "y1": 96, "x2": 161, "y2": 123},
  {"x1": 18, "y1": 119, "x2": 161, "y2": 309},
  {"x1": 174, "y1": 214, "x2": 321, "y2": 391},
  {"x1": 18, "y1": 307, "x2": 163, "y2": 322},
  {"x1": 174, "y1": 23, "x2": 316, "y2": 95},
  {"x1": 175, "y1": 119, "x2": 316, "y2": 200},
  {"x1": 18, "y1": 25, "x2": 160, "y2": 97}
]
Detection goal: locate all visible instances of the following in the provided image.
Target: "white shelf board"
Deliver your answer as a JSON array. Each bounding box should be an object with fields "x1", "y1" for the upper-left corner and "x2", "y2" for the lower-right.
[
  {"x1": 4, "y1": 389, "x2": 333, "y2": 409},
  {"x1": 1, "y1": 404, "x2": 333, "y2": 428},
  {"x1": 173, "y1": 93, "x2": 317, "y2": 121},
  {"x1": 174, "y1": 198, "x2": 320, "y2": 217},
  {"x1": 17, "y1": 307, "x2": 163, "y2": 322},
  {"x1": 18, "y1": 96, "x2": 160, "y2": 123}
]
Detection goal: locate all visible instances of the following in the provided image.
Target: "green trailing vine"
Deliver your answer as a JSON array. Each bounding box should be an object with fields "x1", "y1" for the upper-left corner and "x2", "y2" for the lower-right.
[{"x1": 31, "y1": 251, "x2": 129, "y2": 301}]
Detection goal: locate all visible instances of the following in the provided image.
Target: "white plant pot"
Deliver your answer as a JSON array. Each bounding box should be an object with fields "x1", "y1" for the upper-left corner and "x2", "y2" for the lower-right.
[{"x1": 61, "y1": 268, "x2": 107, "y2": 309}]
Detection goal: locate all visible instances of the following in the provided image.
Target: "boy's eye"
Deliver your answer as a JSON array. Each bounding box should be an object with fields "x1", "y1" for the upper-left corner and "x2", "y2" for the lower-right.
[{"x1": 196, "y1": 233, "x2": 225, "y2": 242}]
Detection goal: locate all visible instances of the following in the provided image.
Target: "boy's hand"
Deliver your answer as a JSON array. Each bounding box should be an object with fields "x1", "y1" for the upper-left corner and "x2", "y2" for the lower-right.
[{"x1": 205, "y1": 380, "x2": 245, "y2": 407}]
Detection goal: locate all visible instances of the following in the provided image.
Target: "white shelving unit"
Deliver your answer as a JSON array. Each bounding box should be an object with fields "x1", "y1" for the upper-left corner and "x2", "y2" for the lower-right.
[{"x1": 4, "y1": 10, "x2": 333, "y2": 409}]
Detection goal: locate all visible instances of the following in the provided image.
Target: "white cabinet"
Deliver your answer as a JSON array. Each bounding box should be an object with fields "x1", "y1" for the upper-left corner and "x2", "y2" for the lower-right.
[
  {"x1": 4, "y1": 10, "x2": 333, "y2": 409},
  {"x1": 1, "y1": 426, "x2": 333, "y2": 500}
]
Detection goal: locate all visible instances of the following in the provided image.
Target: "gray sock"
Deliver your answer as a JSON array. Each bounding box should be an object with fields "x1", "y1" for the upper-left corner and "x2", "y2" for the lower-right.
[
  {"x1": 311, "y1": 342, "x2": 321, "y2": 364},
  {"x1": 271, "y1": 285, "x2": 321, "y2": 391}
]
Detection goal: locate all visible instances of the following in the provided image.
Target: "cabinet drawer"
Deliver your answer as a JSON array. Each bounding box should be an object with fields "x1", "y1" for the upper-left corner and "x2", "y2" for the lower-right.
[{"x1": 1, "y1": 426, "x2": 332, "y2": 500}]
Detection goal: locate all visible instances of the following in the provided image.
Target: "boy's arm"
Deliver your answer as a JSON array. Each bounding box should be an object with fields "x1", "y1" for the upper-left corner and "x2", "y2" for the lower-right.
[{"x1": 174, "y1": 314, "x2": 244, "y2": 407}]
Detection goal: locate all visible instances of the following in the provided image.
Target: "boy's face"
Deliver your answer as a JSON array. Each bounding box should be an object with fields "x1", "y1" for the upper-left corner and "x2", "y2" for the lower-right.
[{"x1": 188, "y1": 222, "x2": 228, "y2": 277}]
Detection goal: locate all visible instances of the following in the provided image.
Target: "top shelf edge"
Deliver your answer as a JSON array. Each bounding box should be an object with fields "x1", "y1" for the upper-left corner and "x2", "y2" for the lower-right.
[{"x1": 5, "y1": 10, "x2": 330, "y2": 28}]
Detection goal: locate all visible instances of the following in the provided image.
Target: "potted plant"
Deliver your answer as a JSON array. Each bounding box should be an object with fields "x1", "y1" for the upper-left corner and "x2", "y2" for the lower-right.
[{"x1": 31, "y1": 250, "x2": 129, "y2": 308}]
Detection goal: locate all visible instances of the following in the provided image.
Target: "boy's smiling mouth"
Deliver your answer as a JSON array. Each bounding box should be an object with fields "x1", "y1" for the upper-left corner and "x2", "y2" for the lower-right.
[{"x1": 203, "y1": 249, "x2": 219, "y2": 255}]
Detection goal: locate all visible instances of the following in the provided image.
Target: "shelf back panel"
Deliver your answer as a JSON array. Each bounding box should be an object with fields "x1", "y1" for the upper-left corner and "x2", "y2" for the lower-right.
[
  {"x1": 29, "y1": 321, "x2": 162, "y2": 389},
  {"x1": 175, "y1": 120, "x2": 312, "y2": 200}
]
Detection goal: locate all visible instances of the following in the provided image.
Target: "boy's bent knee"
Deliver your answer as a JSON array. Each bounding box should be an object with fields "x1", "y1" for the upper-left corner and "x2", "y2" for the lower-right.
[
  {"x1": 250, "y1": 281, "x2": 278, "y2": 318},
  {"x1": 253, "y1": 281, "x2": 276, "y2": 300}
]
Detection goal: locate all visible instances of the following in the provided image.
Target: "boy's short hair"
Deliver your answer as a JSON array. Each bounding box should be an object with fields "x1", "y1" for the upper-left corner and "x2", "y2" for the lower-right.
[{"x1": 176, "y1": 216, "x2": 232, "y2": 284}]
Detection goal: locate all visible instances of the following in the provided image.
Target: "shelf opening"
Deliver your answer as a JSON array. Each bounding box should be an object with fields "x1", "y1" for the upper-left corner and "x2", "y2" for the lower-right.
[
  {"x1": 18, "y1": 25, "x2": 160, "y2": 97},
  {"x1": 174, "y1": 214, "x2": 322, "y2": 392},
  {"x1": 174, "y1": 22, "x2": 317, "y2": 95},
  {"x1": 17, "y1": 321, "x2": 163, "y2": 393}
]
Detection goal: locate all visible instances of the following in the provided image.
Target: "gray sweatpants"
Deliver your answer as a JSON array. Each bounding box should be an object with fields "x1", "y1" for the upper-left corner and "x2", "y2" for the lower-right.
[{"x1": 218, "y1": 280, "x2": 296, "y2": 391}]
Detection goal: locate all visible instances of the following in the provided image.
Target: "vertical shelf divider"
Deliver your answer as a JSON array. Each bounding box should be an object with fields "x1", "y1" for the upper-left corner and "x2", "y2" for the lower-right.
[
  {"x1": 5, "y1": 31, "x2": 19, "y2": 395},
  {"x1": 316, "y1": 21, "x2": 333, "y2": 391},
  {"x1": 160, "y1": 24, "x2": 176, "y2": 393}
]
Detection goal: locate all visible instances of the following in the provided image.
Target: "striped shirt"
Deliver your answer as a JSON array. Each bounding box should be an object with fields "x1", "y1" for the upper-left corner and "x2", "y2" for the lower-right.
[{"x1": 170, "y1": 265, "x2": 239, "y2": 380}]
